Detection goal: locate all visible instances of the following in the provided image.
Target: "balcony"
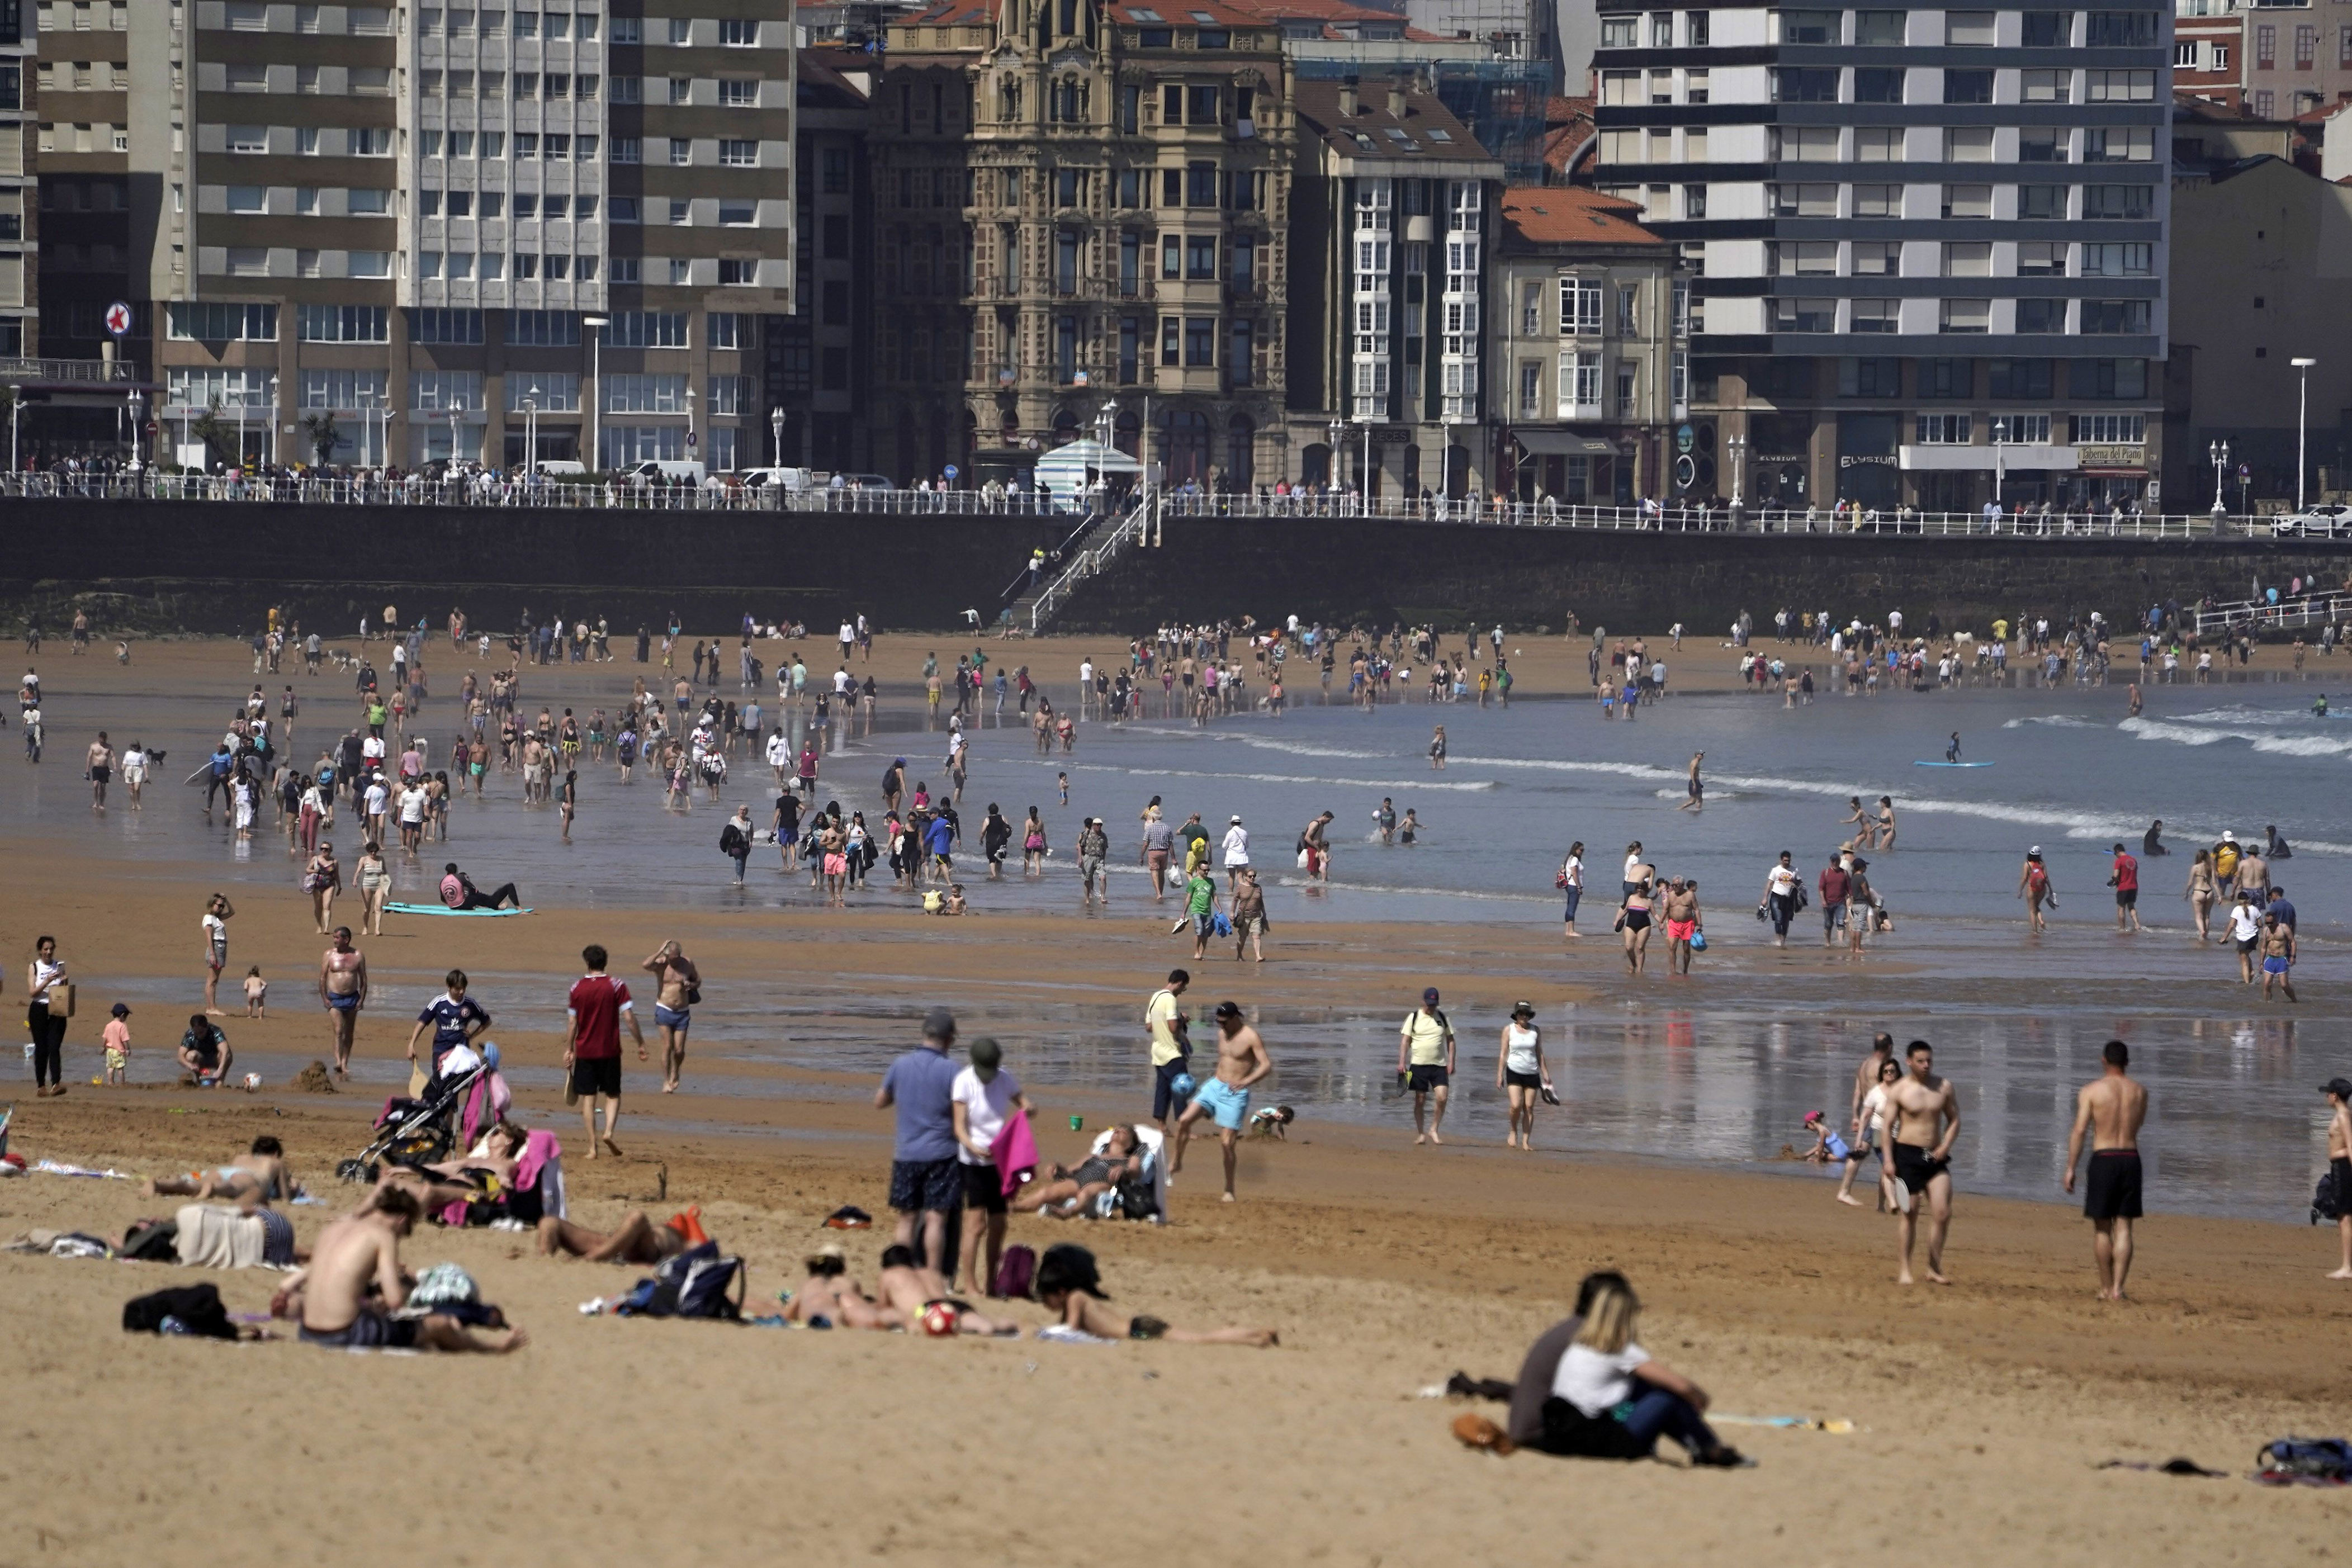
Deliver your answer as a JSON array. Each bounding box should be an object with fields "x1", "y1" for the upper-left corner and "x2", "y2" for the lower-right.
[{"x1": 0, "y1": 358, "x2": 149, "y2": 387}]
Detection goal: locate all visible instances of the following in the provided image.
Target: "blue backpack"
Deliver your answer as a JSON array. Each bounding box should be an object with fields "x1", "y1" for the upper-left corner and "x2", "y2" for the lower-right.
[{"x1": 614, "y1": 1240, "x2": 745, "y2": 1320}]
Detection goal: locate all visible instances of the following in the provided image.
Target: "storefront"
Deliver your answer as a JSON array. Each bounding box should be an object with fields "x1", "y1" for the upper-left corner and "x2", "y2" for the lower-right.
[
  {"x1": 1509, "y1": 429, "x2": 1625, "y2": 504},
  {"x1": 1835, "y1": 413, "x2": 1900, "y2": 510}
]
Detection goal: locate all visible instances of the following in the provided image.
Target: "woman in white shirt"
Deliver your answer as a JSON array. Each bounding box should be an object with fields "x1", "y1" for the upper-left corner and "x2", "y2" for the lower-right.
[
  {"x1": 1839, "y1": 1056, "x2": 1903, "y2": 1209},
  {"x1": 1495, "y1": 1001, "x2": 1551, "y2": 1152},
  {"x1": 1545, "y1": 1281, "x2": 1748, "y2": 1467},
  {"x1": 1559, "y1": 842, "x2": 1584, "y2": 940}
]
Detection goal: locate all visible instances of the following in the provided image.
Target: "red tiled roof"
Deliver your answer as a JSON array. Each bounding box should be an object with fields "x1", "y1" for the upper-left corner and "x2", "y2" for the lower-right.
[{"x1": 1499, "y1": 185, "x2": 1664, "y2": 247}]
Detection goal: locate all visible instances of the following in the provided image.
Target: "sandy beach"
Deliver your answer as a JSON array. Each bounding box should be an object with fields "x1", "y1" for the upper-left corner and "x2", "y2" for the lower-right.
[{"x1": 4, "y1": 636, "x2": 2350, "y2": 1566}]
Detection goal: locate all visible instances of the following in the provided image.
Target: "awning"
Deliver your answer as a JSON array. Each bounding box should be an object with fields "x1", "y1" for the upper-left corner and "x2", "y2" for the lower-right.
[{"x1": 1512, "y1": 430, "x2": 1619, "y2": 457}]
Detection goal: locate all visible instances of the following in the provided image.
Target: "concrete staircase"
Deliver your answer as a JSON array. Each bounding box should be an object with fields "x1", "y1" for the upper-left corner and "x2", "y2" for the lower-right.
[{"x1": 1007, "y1": 494, "x2": 1152, "y2": 632}]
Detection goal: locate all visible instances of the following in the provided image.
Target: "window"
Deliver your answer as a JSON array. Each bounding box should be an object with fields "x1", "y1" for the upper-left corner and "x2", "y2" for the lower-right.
[
  {"x1": 1945, "y1": 127, "x2": 1993, "y2": 162},
  {"x1": 2019, "y1": 186, "x2": 2067, "y2": 220},
  {"x1": 1560, "y1": 278, "x2": 1602, "y2": 334},
  {"x1": 2085, "y1": 70, "x2": 2155, "y2": 101},
  {"x1": 1945, "y1": 10, "x2": 1995, "y2": 45},
  {"x1": 1995, "y1": 414, "x2": 2052, "y2": 444},
  {"x1": 1651, "y1": 11, "x2": 1673, "y2": 45},
  {"x1": 719, "y1": 200, "x2": 755, "y2": 226},
  {"x1": 352, "y1": 127, "x2": 392, "y2": 156},
  {"x1": 1989, "y1": 358, "x2": 2054, "y2": 397},
  {"x1": 1840, "y1": 356, "x2": 1903, "y2": 396},
  {"x1": 1687, "y1": 11, "x2": 1708, "y2": 45},
  {"x1": 299, "y1": 369, "x2": 390, "y2": 410},
  {"x1": 1772, "y1": 68, "x2": 1839, "y2": 102},
  {"x1": 1769, "y1": 240, "x2": 1838, "y2": 275},
  {"x1": 165, "y1": 368, "x2": 273, "y2": 409},
  {"x1": 669, "y1": 138, "x2": 692, "y2": 166},
  {"x1": 1942, "y1": 242, "x2": 1991, "y2": 277},
  {"x1": 707, "y1": 314, "x2": 742, "y2": 350},
  {"x1": 228, "y1": 124, "x2": 268, "y2": 154},
  {"x1": 2022, "y1": 11, "x2": 2070, "y2": 46},
  {"x1": 1190, "y1": 84, "x2": 1220, "y2": 124},
  {"x1": 2020, "y1": 69, "x2": 2070, "y2": 103},
  {"x1": 1941, "y1": 184, "x2": 1991, "y2": 219},
  {"x1": 1914, "y1": 413, "x2": 1972, "y2": 444},
  {"x1": 349, "y1": 188, "x2": 392, "y2": 216},
  {"x1": 226, "y1": 184, "x2": 266, "y2": 214},
  {"x1": 1686, "y1": 72, "x2": 1709, "y2": 104},
  {"x1": 410, "y1": 309, "x2": 485, "y2": 344},
  {"x1": 603, "y1": 373, "x2": 691, "y2": 413},
  {"x1": 668, "y1": 15, "x2": 689, "y2": 41},
  {"x1": 580, "y1": 11, "x2": 600, "y2": 37},
  {"x1": 410, "y1": 370, "x2": 485, "y2": 412},
  {"x1": 1919, "y1": 358, "x2": 1972, "y2": 398},
  {"x1": 2020, "y1": 129, "x2": 2067, "y2": 163},
  {"x1": 718, "y1": 139, "x2": 758, "y2": 167},
  {"x1": 508, "y1": 310, "x2": 580, "y2": 346},
  {"x1": 2070, "y1": 413, "x2": 2147, "y2": 442},
  {"x1": 720, "y1": 17, "x2": 756, "y2": 45},
  {"x1": 1773, "y1": 127, "x2": 1840, "y2": 162},
  {"x1": 1848, "y1": 300, "x2": 1899, "y2": 334},
  {"x1": 2082, "y1": 242, "x2": 2153, "y2": 277},
  {"x1": 2084, "y1": 11, "x2": 2155, "y2": 47},
  {"x1": 2085, "y1": 127, "x2": 2153, "y2": 163},
  {"x1": 2014, "y1": 299, "x2": 2065, "y2": 332},
  {"x1": 1766, "y1": 183, "x2": 1837, "y2": 216},
  {"x1": 1559, "y1": 349, "x2": 1602, "y2": 413},
  {"x1": 719, "y1": 79, "x2": 759, "y2": 107},
  {"x1": 1772, "y1": 10, "x2": 1840, "y2": 44},
  {"x1": 1599, "y1": 15, "x2": 1636, "y2": 48},
  {"x1": 2017, "y1": 241, "x2": 2066, "y2": 276},
  {"x1": 2082, "y1": 185, "x2": 2153, "y2": 221},
  {"x1": 1939, "y1": 299, "x2": 1990, "y2": 334},
  {"x1": 1851, "y1": 241, "x2": 1899, "y2": 275},
  {"x1": 610, "y1": 13, "x2": 637, "y2": 41},
  {"x1": 613, "y1": 138, "x2": 641, "y2": 165},
  {"x1": 168, "y1": 302, "x2": 277, "y2": 340},
  {"x1": 1771, "y1": 297, "x2": 1837, "y2": 333},
  {"x1": 2080, "y1": 300, "x2": 2152, "y2": 334},
  {"x1": 1943, "y1": 69, "x2": 1994, "y2": 103},
  {"x1": 608, "y1": 311, "x2": 690, "y2": 348},
  {"x1": 1852, "y1": 184, "x2": 1900, "y2": 217},
  {"x1": 1854, "y1": 68, "x2": 1904, "y2": 103},
  {"x1": 1683, "y1": 184, "x2": 1706, "y2": 219},
  {"x1": 1854, "y1": 10, "x2": 1904, "y2": 44},
  {"x1": 612, "y1": 75, "x2": 641, "y2": 104}
]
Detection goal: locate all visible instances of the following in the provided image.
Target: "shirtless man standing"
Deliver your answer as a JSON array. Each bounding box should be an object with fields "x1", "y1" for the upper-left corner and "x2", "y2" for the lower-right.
[
  {"x1": 87, "y1": 731, "x2": 113, "y2": 810},
  {"x1": 297, "y1": 1185, "x2": 526, "y2": 1352},
  {"x1": 1661, "y1": 877, "x2": 1702, "y2": 974},
  {"x1": 1171, "y1": 1001, "x2": 1274, "y2": 1202},
  {"x1": 1880, "y1": 1039, "x2": 1962, "y2": 1286},
  {"x1": 641, "y1": 940, "x2": 701, "y2": 1093},
  {"x1": 318, "y1": 926, "x2": 368, "y2": 1078},
  {"x1": 1677, "y1": 750, "x2": 1703, "y2": 813},
  {"x1": 2061, "y1": 1039, "x2": 2148, "y2": 1300}
]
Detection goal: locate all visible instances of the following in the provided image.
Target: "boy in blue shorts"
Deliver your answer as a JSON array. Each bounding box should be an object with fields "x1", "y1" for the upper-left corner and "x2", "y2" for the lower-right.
[{"x1": 1172, "y1": 1001, "x2": 1274, "y2": 1203}]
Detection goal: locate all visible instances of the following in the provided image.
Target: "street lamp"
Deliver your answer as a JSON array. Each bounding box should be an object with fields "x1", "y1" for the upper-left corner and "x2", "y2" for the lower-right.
[
  {"x1": 685, "y1": 383, "x2": 697, "y2": 461},
  {"x1": 583, "y1": 315, "x2": 610, "y2": 471},
  {"x1": 267, "y1": 374, "x2": 280, "y2": 468},
  {"x1": 448, "y1": 404, "x2": 461, "y2": 471},
  {"x1": 523, "y1": 385, "x2": 541, "y2": 474},
  {"x1": 2293, "y1": 357, "x2": 2317, "y2": 511},
  {"x1": 1991, "y1": 416, "x2": 2008, "y2": 509},
  {"x1": 770, "y1": 404, "x2": 785, "y2": 466},
  {"x1": 126, "y1": 386, "x2": 144, "y2": 473},
  {"x1": 2211, "y1": 437, "x2": 2231, "y2": 517},
  {"x1": 1356, "y1": 418, "x2": 1373, "y2": 514},
  {"x1": 1326, "y1": 414, "x2": 1343, "y2": 492},
  {"x1": 1727, "y1": 431, "x2": 1746, "y2": 507}
]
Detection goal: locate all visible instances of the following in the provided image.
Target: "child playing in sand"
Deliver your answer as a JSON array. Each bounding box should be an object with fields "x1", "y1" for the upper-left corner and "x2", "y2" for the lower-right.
[
  {"x1": 243, "y1": 965, "x2": 268, "y2": 1017},
  {"x1": 102, "y1": 1001, "x2": 131, "y2": 1086},
  {"x1": 1800, "y1": 1111, "x2": 1852, "y2": 1165},
  {"x1": 1248, "y1": 1105, "x2": 1296, "y2": 1140}
]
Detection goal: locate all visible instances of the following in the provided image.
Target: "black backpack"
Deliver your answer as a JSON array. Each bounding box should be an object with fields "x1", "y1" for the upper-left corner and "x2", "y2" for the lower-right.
[
  {"x1": 2314, "y1": 1168, "x2": 2345, "y2": 1225},
  {"x1": 122, "y1": 1283, "x2": 236, "y2": 1339},
  {"x1": 719, "y1": 822, "x2": 747, "y2": 856},
  {"x1": 617, "y1": 1240, "x2": 746, "y2": 1320}
]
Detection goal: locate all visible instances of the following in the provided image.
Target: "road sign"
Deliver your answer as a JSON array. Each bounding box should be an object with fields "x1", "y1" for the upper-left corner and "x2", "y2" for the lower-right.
[
  {"x1": 944, "y1": 465, "x2": 959, "y2": 479},
  {"x1": 103, "y1": 301, "x2": 132, "y2": 337},
  {"x1": 685, "y1": 430, "x2": 698, "y2": 448}
]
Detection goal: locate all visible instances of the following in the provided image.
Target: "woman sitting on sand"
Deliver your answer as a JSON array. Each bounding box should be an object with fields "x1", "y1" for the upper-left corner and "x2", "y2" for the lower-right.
[{"x1": 1532, "y1": 1278, "x2": 1749, "y2": 1467}]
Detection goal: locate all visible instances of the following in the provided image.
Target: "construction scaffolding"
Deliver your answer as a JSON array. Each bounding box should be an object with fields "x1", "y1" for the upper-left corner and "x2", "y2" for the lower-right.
[{"x1": 1294, "y1": 57, "x2": 1553, "y2": 182}]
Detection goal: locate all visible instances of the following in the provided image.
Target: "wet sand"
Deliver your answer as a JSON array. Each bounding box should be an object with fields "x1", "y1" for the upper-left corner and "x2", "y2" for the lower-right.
[{"x1": 5, "y1": 823, "x2": 2352, "y2": 1565}]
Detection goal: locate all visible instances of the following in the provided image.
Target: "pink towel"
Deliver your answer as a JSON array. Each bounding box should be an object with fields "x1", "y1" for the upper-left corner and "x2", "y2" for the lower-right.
[
  {"x1": 460, "y1": 1070, "x2": 514, "y2": 1149},
  {"x1": 514, "y1": 1129, "x2": 562, "y2": 1194},
  {"x1": 991, "y1": 1112, "x2": 1039, "y2": 1198}
]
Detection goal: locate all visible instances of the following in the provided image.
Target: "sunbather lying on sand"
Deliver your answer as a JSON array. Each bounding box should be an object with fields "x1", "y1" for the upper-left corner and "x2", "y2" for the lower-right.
[{"x1": 1035, "y1": 1243, "x2": 1275, "y2": 1347}]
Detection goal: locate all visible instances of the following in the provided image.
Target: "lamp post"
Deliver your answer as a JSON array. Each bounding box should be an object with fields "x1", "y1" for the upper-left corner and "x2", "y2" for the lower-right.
[
  {"x1": 267, "y1": 374, "x2": 280, "y2": 468},
  {"x1": 2293, "y1": 357, "x2": 2317, "y2": 512},
  {"x1": 1326, "y1": 413, "x2": 1343, "y2": 494},
  {"x1": 770, "y1": 404, "x2": 785, "y2": 466},
  {"x1": 1991, "y1": 416, "x2": 2008, "y2": 509},
  {"x1": 1094, "y1": 397, "x2": 1118, "y2": 510},
  {"x1": 1727, "y1": 431, "x2": 1747, "y2": 528},
  {"x1": 583, "y1": 315, "x2": 609, "y2": 471},
  {"x1": 448, "y1": 404, "x2": 461, "y2": 471},
  {"x1": 523, "y1": 386, "x2": 541, "y2": 474},
  {"x1": 1357, "y1": 418, "x2": 1373, "y2": 515},
  {"x1": 2210, "y1": 437, "x2": 2230, "y2": 518},
  {"x1": 126, "y1": 386, "x2": 144, "y2": 473}
]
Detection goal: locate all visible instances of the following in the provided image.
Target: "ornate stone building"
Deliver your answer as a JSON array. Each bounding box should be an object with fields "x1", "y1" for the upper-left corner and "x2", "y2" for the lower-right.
[{"x1": 873, "y1": 0, "x2": 1294, "y2": 488}]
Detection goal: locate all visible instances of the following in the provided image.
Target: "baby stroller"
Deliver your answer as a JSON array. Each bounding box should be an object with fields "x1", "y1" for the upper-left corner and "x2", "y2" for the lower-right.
[{"x1": 337, "y1": 1059, "x2": 489, "y2": 1183}]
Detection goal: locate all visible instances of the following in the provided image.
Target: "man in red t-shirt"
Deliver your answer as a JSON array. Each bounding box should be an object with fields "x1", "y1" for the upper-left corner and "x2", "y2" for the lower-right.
[
  {"x1": 2109, "y1": 844, "x2": 2142, "y2": 934},
  {"x1": 566, "y1": 944, "x2": 645, "y2": 1158}
]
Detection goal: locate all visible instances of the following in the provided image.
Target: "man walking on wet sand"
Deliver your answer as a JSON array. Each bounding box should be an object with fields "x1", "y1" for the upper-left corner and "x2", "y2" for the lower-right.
[
  {"x1": 2062, "y1": 1039, "x2": 2147, "y2": 1300},
  {"x1": 319, "y1": 926, "x2": 368, "y2": 1078},
  {"x1": 1397, "y1": 987, "x2": 1456, "y2": 1145},
  {"x1": 2324, "y1": 1079, "x2": 2352, "y2": 1280},
  {"x1": 1880, "y1": 1039, "x2": 1961, "y2": 1285},
  {"x1": 565, "y1": 944, "x2": 645, "y2": 1159}
]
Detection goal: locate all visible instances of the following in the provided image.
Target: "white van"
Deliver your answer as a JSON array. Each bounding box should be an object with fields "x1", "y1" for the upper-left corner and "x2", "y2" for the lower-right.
[
  {"x1": 533, "y1": 459, "x2": 589, "y2": 477},
  {"x1": 624, "y1": 459, "x2": 707, "y2": 483},
  {"x1": 735, "y1": 466, "x2": 812, "y2": 492}
]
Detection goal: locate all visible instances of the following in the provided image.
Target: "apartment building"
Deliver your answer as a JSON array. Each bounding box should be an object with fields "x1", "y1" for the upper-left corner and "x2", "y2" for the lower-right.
[
  {"x1": 0, "y1": 0, "x2": 34, "y2": 367},
  {"x1": 869, "y1": 0, "x2": 1296, "y2": 489},
  {"x1": 1288, "y1": 74, "x2": 1502, "y2": 497},
  {"x1": 25, "y1": 0, "x2": 792, "y2": 470},
  {"x1": 1489, "y1": 183, "x2": 1687, "y2": 503},
  {"x1": 2240, "y1": 0, "x2": 2352, "y2": 119},
  {"x1": 2173, "y1": 0, "x2": 2238, "y2": 107},
  {"x1": 1593, "y1": 5, "x2": 2171, "y2": 513},
  {"x1": 776, "y1": 44, "x2": 870, "y2": 470}
]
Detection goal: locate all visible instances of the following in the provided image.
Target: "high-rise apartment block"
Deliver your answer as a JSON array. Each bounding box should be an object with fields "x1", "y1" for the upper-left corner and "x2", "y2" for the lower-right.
[
  {"x1": 0, "y1": 0, "x2": 31, "y2": 363},
  {"x1": 20, "y1": 0, "x2": 791, "y2": 468},
  {"x1": 1594, "y1": 5, "x2": 2170, "y2": 513}
]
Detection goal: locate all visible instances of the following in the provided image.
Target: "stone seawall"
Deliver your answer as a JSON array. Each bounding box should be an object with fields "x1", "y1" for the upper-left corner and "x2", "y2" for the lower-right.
[{"x1": 2, "y1": 501, "x2": 2346, "y2": 636}]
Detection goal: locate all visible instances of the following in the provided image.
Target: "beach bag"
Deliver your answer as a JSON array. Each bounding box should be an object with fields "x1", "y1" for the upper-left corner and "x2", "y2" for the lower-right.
[
  {"x1": 623, "y1": 1240, "x2": 746, "y2": 1320},
  {"x1": 992, "y1": 1243, "x2": 1037, "y2": 1300},
  {"x1": 719, "y1": 822, "x2": 747, "y2": 856},
  {"x1": 2257, "y1": 1438, "x2": 2352, "y2": 1484},
  {"x1": 121, "y1": 1218, "x2": 181, "y2": 1262},
  {"x1": 2314, "y1": 1168, "x2": 2346, "y2": 1225},
  {"x1": 123, "y1": 1283, "x2": 235, "y2": 1339},
  {"x1": 1211, "y1": 910, "x2": 1233, "y2": 938},
  {"x1": 1689, "y1": 928, "x2": 1707, "y2": 952}
]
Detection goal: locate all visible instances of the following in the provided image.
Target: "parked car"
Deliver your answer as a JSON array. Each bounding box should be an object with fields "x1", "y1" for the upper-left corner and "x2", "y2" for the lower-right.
[
  {"x1": 2273, "y1": 504, "x2": 2352, "y2": 537},
  {"x1": 829, "y1": 472, "x2": 897, "y2": 491},
  {"x1": 734, "y1": 467, "x2": 811, "y2": 492}
]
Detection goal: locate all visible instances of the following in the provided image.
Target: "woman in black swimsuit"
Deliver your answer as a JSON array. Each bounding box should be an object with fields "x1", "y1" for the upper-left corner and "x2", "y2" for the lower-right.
[{"x1": 1620, "y1": 877, "x2": 1655, "y2": 975}]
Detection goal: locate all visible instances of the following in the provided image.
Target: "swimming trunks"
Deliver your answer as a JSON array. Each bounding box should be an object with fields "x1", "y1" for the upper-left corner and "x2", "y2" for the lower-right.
[
  {"x1": 326, "y1": 992, "x2": 359, "y2": 1011},
  {"x1": 1665, "y1": 918, "x2": 1696, "y2": 942},
  {"x1": 1190, "y1": 1076, "x2": 1251, "y2": 1131},
  {"x1": 1406, "y1": 1064, "x2": 1450, "y2": 1093},
  {"x1": 1128, "y1": 1314, "x2": 1169, "y2": 1341},
  {"x1": 2083, "y1": 1148, "x2": 2143, "y2": 1220},
  {"x1": 654, "y1": 1002, "x2": 691, "y2": 1030},
  {"x1": 300, "y1": 1306, "x2": 419, "y2": 1349},
  {"x1": 2263, "y1": 955, "x2": 2291, "y2": 974},
  {"x1": 1890, "y1": 1143, "x2": 1948, "y2": 1211}
]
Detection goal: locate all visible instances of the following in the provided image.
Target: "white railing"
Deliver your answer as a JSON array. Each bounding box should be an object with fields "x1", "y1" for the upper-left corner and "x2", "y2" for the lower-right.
[
  {"x1": 2194, "y1": 593, "x2": 2352, "y2": 637},
  {"x1": 1153, "y1": 492, "x2": 2231, "y2": 538},
  {"x1": 1029, "y1": 498, "x2": 1152, "y2": 632}
]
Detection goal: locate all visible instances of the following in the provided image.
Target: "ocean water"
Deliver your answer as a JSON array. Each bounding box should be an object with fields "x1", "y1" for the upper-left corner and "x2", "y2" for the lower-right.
[{"x1": 12, "y1": 651, "x2": 2351, "y2": 1221}]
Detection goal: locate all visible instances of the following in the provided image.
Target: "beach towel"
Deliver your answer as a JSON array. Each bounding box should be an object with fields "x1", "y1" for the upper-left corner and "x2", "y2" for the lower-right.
[
  {"x1": 991, "y1": 1110, "x2": 1041, "y2": 1199},
  {"x1": 460, "y1": 1067, "x2": 515, "y2": 1149},
  {"x1": 515, "y1": 1130, "x2": 566, "y2": 1220},
  {"x1": 382, "y1": 902, "x2": 535, "y2": 917},
  {"x1": 172, "y1": 1204, "x2": 269, "y2": 1269}
]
